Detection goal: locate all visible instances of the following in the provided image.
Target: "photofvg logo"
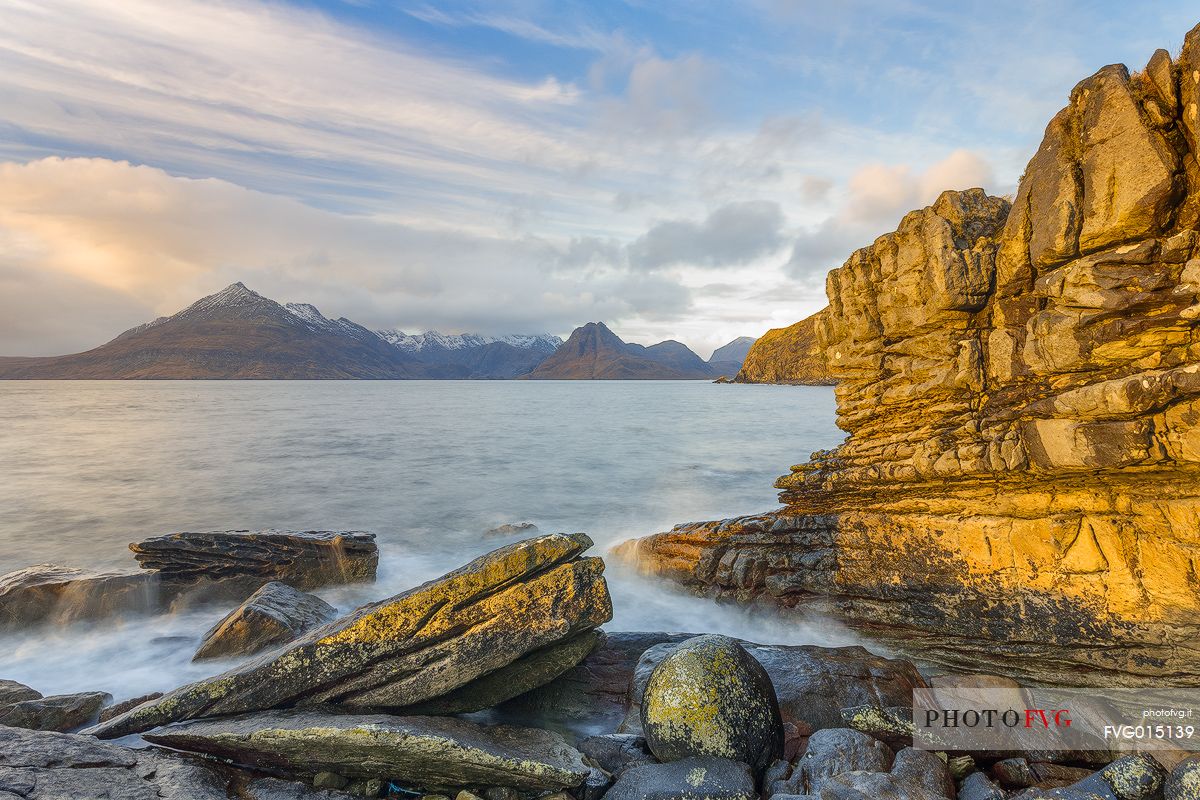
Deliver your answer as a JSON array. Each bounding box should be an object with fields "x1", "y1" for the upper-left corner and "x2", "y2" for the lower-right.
[{"x1": 912, "y1": 687, "x2": 1200, "y2": 752}]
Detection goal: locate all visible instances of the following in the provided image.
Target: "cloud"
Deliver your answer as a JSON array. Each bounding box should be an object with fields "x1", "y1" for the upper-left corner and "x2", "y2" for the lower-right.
[
  {"x1": 0, "y1": 157, "x2": 695, "y2": 354},
  {"x1": 628, "y1": 201, "x2": 786, "y2": 270},
  {"x1": 786, "y1": 148, "x2": 996, "y2": 278}
]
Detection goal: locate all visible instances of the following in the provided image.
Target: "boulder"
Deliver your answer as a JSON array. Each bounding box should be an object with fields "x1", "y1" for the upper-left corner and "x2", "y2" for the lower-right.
[
  {"x1": 775, "y1": 728, "x2": 893, "y2": 795},
  {"x1": 0, "y1": 690, "x2": 110, "y2": 731},
  {"x1": 0, "y1": 679, "x2": 41, "y2": 706},
  {"x1": 1168, "y1": 755, "x2": 1200, "y2": 799},
  {"x1": 192, "y1": 581, "x2": 337, "y2": 661},
  {"x1": 624, "y1": 639, "x2": 924, "y2": 736},
  {"x1": 604, "y1": 757, "x2": 757, "y2": 800},
  {"x1": 0, "y1": 563, "x2": 157, "y2": 629},
  {"x1": 143, "y1": 710, "x2": 590, "y2": 791},
  {"x1": 959, "y1": 772, "x2": 1006, "y2": 800},
  {"x1": 577, "y1": 734, "x2": 655, "y2": 777},
  {"x1": 640, "y1": 635, "x2": 784, "y2": 774},
  {"x1": 90, "y1": 533, "x2": 612, "y2": 738},
  {"x1": 821, "y1": 747, "x2": 953, "y2": 800},
  {"x1": 131, "y1": 529, "x2": 379, "y2": 600},
  {"x1": 0, "y1": 724, "x2": 232, "y2": 798}
]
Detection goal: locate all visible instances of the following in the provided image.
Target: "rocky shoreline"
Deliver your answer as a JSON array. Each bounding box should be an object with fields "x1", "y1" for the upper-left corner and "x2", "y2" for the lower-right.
[{"x1": 2, "y1": 530, "x2": 1199, "y2": 799}]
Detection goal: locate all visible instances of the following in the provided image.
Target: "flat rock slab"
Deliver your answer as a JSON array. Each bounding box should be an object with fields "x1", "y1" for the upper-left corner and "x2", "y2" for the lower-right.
[
  {"x1": 193, "y1": 581, "x2": 337, "y2": 661},
  {"x1": 0, "y1": 563, "x2": 158, "y2": 629},
  {"x1": 131, "y1": 529, "x2": 379, "y2": 594},
  {"x1": 0, "y1": 725, "x2": 231, "y2": 799},
  {"x1": 0, "y1": 691, "x2": 110, "y2": 732},
  {"x1": 91, "y1": 533, "x2": 612, "y2": 738},
  {"x1": 604, "y1": 757, "x2": 756, "y2": 800},
  {"x1": 144, "y1": 710, "x2": 591, "y2": 791}
]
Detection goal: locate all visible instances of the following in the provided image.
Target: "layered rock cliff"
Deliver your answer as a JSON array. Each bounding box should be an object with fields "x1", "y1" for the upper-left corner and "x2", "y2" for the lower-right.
[
  {"x1": 734, "y1": 311, "x2": 834, "y2": 385},
  {"x1": 617, "y1": 25, "x2": 1200, "y2": 685}
]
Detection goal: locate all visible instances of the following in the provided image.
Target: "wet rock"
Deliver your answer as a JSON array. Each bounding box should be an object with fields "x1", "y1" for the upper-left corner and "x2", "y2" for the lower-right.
[
  {"x1": 91, "y1": 533, "x2": 611, "y2": 738},
  {"x1": 959, "y1": 772, "x2": 1005, "y2": 800},
  {"x1": 994, "y1": 758, "x2": 1093, "y2": 790},
  {"x1": 0, "y1": 690, "x2": 110, "y2": 731},
  {"x1": 132, "y1": 529, "x2": 379, "y2": 599},
  {"x1": 641, "y1": 634, "x2": 784, "y2": 774},
  {"x1": 192, "y1": 581, "x2": 337, "y2": 661},
  {"x1": 98, "y1": 691, "x2": 164, "y2": 723},
  {"x1": 0, "y1": 724, "x2": 231, "y2": 798},
  {"x1": 624, "y1": 638, "x2": 923, "y2": 736},
  {"x1": 581, "y1": 766, "x2": 613, "y2": 800},
  {"x1": 401, "y1": 629, "x2": 603, "y2": 715},
  {"x1": 143, "y1": 709, "x2": 590, "y2": 791},
  {"x1": 244, "y1": 777, "x2": 358, "y2": 799},
  {"x1": 0, "y1": 563, "x2": 158, "y2": 629},
  {"x1": 485, "y1": 523, "x2": 539, "y2": 538},
  {"x1": 577, "y1": 734, "x2": 655, "y2": 777},
  {"x1": 777, "y1": 728, "x2": 893, "y2": 795},
  {"x1": 819, "y1": 747, "x2": 953, "y2": 800},
  {"x1": 1077, "y1": 753, "x2": 1167, "y2": 799},
  {"x1": 604, "y1": 757, "x2": 757, "y2": 800},
  {"x1": 0, "y1": 679, "x2": 40, "y2": 706},
  {"x1": 1167, "y1": 755, "x2": 1200, "y2": 799}
]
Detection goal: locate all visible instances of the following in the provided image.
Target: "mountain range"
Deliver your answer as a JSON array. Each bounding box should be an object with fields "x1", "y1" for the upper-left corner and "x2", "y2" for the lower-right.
[{"x1": 0, "y1": 283, "x2": 753, "y2": 380}]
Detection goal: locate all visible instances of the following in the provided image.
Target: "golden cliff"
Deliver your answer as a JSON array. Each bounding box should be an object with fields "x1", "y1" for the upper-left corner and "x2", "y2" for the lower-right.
[
  {"x1": 616, "y1": 25, "x2": 1200, "y2": 685},
  {"x1": 734, "y1": 311, "x2": 834, "y2": 385}
]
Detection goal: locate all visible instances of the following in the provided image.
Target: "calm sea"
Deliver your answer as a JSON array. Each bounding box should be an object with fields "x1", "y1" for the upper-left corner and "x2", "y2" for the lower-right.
[{"x1": 0, "y1": 380, "x2": 851, "y2": 699}]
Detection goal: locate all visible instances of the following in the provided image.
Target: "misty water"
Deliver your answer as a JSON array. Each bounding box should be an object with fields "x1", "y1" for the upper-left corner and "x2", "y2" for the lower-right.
[{"x1": 0, "y1": 380, "x2": 852, "y2": 704}]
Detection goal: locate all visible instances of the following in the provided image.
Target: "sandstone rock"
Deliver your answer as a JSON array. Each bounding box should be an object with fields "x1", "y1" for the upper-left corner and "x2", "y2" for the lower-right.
[
  {"x1": 1167, "y1": 754, "x2": 1200, "y2": 799},
  {"x1": 0, "y1": 679, "x2": 40, "y2": 706},
  {"x1": 777, "y1": 728, "x2": 893, "y2": 795},
  {"x1": 131, "y1": 529, "x2": 379, "y2": 599},
  {"x1": 90, "y1": 533, "x2": 611, "y2": 738},
  {"x1": 0, "y1": 563, "x2": 158, "y2": 629},
  {"x1": 0, "y1": 690, "x2": 110, "y2": 731},
  {"x1": 603, "y1": 757, "x2": 756, "y2": 800},
  {"x1": 614, "y1": 22, "x2": 1200, "y2": 683},
  {"x1": 734, "y1": 311, "x2": 834, "y2": 385},
  {"x1": 0, "y1": 724, "x2": 232, "y2": 798},
  {"x1": 641, "y1": 635, "x2": 784, "y2": 773},
  {"x1": 192, "y1": 581, "x2": 337, "y2": 661},
  {"x1": 143, "y1": 710, "x2": 590, "y2": 791},
  {"x1": 485, "y1": 522, "x2": 539, "y2": 538},
  {"x1": 622, "y1": 636, "x2": 924, "y2": 736}
]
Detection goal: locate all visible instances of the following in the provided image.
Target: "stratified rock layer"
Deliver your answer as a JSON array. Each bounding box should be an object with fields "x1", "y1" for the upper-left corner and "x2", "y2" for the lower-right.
[
  {"x1": 734, "y1": 311, "x2": 834, "y2": 385},
  {"x1": 143, "y1": 710, "x2": 590, "y2": 791},
  {"x1": 619, "y1": 25, "x2": 1200, "y2": 684},
  {"x1": 91, "y1": 533, "x2": 612, "y2": 738},
  {"x1": 0, "y1": 564, "x2": 158, "y2": 629}
]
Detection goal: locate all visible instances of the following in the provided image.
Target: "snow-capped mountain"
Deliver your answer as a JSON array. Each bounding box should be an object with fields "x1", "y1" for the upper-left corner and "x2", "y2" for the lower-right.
[{"x1": 0, "y1": 283, "x2": 565, "y2": 380}]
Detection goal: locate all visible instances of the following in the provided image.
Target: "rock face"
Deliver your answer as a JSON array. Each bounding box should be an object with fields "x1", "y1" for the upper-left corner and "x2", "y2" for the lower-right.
[
  {"x1": 734, "y1": 311, "x2": 834, "y2": 385},
  {"x1": 0, "y1": 724, "x2": 232, "y2": 798},
  {"x1": 131, "y1": 529, "x2": 379, "y2": 597},
  {"x1": 0, "y1": 563, "x2": 158, "y2": 628},
  {"x1": 143, "y1": 710, "x2": 590, "y2": 791},
  {"x1": 640, "y1": 636, "x2": 783, "y2": 773},
  {"x1": 618, "y1": 25, "x2": 1200, "y2": 684},
  {"x1": 192, "y1": 581, "x2": 337, "y2": 661},
  {"x1": 91, "y1": 532, "x2": 612, "y2": 738}
]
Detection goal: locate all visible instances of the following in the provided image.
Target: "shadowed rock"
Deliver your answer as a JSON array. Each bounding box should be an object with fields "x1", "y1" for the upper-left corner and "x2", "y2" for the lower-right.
[
  {"x1": 193, "y1": 581, "x2": 337, "y2": 661},
  {"x1": 0, "y1": 690, "x2": 110, "y2": 731},
  {"x1": 132, "y1": 529, "x2": 378, "y2": 600},
  {"x1": 90, "y1": 533, "x2": 612, "y2": 738},
  {"x1": 143, "y1": 710, "x2": 590, "y2": 791},
  {"x1": 0, "y1": 563, "x2": 158, "y2": 629},
  {"x1": 603, "y1": 757, "x2": 756, "y2": 800}
]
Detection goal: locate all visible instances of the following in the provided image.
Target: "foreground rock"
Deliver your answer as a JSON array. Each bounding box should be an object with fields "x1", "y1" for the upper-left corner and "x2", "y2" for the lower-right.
[
  {"x1": 0, "y1": 690, "x2": 109, "y2": 731},
  {"x1": 143, "y1": 710, "x2": 590, "y2": 791},
  {"x1": 193, "y1": 581, "x2": 337, "y2": 661},
  {"x1": 615, "y1": 23, "x2": 1200, "y2": 683},
  {"x1": 132, "y1": 529, "x2": 379, "y2": 598},
  {"x1": 0, "y1": 679, "x2": 40, "y2": 706},
  {"x1": 604, "y1": 757, "x2": 756, "y2": 800},
  {"x1": 0, "y1": 724, "x2": 231, "y2": 798},
  {"x1": 641, "y1": 635, "x2": 783, "y2": 773},
  {"x1": 91, "y1": 533, "x2": 612, "y2": 738},
  {"x1": 0, "y1": 563, "x2": 157, "y2": 628}
]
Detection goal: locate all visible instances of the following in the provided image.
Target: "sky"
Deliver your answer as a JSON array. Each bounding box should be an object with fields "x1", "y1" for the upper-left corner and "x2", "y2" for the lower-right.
[{"x1": 1, "y1": 1, "x2": 1197, "y2": 357}]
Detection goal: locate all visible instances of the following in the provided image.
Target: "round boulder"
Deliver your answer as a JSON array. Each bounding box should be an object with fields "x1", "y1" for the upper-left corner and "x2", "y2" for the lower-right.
[
  {"x1": 1167, "y1": 755, "x2": 1200, "y2": 800},
  {"x1": 640, "y1": 634, "x2": 783, "y2": 773}
]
